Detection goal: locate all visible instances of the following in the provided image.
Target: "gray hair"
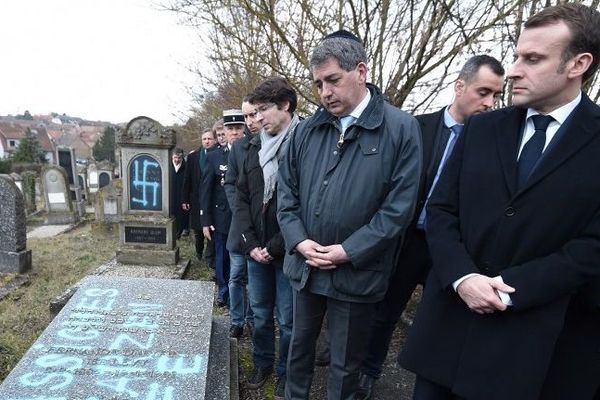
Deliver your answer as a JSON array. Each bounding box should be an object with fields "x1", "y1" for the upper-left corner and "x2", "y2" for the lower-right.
[{"x1": 310, "y1": 37, "x2": 367, "y2": 71}]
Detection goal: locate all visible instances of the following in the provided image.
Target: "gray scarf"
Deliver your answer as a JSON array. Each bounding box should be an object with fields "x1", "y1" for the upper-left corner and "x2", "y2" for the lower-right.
[{"x1": 259, "y1": 113, "x2": 300, "y2": 205}]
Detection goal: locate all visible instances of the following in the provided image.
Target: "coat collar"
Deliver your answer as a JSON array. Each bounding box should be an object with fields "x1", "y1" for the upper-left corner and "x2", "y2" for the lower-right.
[
  {"x1": 306, "y1": 83, "x2": 385, "y2": 137},
  {"x1": 523, "y1": 93, "x2": 600, "y2": 191},
  {"x1": 495, "y1": 94, "x2": 600, "y2": 196}
]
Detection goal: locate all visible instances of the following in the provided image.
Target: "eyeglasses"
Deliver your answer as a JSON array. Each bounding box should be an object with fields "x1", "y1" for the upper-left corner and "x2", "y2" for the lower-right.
[{"x1": 255, "y1": 103, "x2": 276, "y2": 114}]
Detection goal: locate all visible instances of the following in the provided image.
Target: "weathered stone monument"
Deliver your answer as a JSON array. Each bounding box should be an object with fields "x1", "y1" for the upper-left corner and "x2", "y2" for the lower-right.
[
  {"x1": 116, "y1": 116, "x2": 179, "y2": 265},
  {"x1": 41, "y1": 165, "x2": 79, "y2": 224},
  {"x1": 97, "y1": 159, "x2": 114, "y2": 189},
  {"x1": 87, "y1": 161, "x2": 99, "y2": 194},
  {"x1": 9, "y1": 172, "x2": 23, "y2": 192},
  {"x1": 77, "y1": 163, "x2": 88, "y2": 202},
  {"x1": 0, "y1": 176, "x2": 32, "y2": 273},
  {"x1": 94, "y1": 178, "x2": 123, "y2": 226},
  {"x1": 20, "y1": 170, "x2": 37, "y2": 214},
  {"x1": 56, "y1": 146, "x2": 85, "y2": 217},
  {"x1": 0, "y1": 276, "x2": 235, "y2": 399}
]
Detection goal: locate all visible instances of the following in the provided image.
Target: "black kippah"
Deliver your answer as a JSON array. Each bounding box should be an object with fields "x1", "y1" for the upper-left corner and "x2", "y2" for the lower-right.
[{"x1": 323, "y1": 30, "x2": 361, "y2": 43}]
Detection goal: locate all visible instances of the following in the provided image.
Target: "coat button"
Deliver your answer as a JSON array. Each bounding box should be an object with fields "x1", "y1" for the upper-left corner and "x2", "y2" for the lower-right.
[
  {"x1": 323, "y1": 180, "x2": 328, "y2": 186},
  {"x1": 505, "y1": 207, "x2": 515, "y2": 217},
  {"x1": 315, "y1": 211, "x2": 320, "y2": 217}
]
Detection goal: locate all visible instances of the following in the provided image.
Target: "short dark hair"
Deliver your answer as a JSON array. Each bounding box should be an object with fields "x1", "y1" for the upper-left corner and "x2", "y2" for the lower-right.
[
  {"x1": 249, "y1": 77, "x2": 297, "y2": 114},
  {"x1": 458, "y1": 55, "x2": 505, "y2": 82},
  {"x1": 173, "y1": 147, "x2": 184, "y2": 156},
  {"x1": 525, "y1": 3, "x2": 600, "y2": 83}
]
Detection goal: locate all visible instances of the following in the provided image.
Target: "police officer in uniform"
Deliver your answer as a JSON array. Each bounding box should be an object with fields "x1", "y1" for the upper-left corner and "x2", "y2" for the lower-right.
[{"x1": 201, "y1": 109, "x2": 245, "y2": 306}]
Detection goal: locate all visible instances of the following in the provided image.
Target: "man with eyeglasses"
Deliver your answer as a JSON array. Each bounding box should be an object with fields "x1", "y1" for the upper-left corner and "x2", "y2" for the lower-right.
[{"x1": 236, "y1": 78, "x2": 299, "y2": 399}]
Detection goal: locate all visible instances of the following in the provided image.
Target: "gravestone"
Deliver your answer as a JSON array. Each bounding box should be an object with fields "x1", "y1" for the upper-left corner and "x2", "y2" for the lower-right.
[
  {"x1": 97, "y1": 159, "x2": 115, "y2": 189},
  {"x1": 77, "y1": 163, "x2": 88, "y2": 202},
  {"x1": 41, "y1": 165, "x2": 79, "y2": 224},
  {"x1": 95, "y1": 178, "x2": 123, "y2": 225},
  {"x1": 56, "y1": 146, "x2": 85, "y2": 217},
  {"x1": 20, "y1": 170, "x2": 37, "y2": 214},
  {"x1": 9, "y1": 172, "x2": 23, "y2": 192},
  {"x1": 99, "y1": 171, "x2": 111, "y2": 188},
  {"x1": 0, "y1": 276, "x2": 220, "y2": 399},
  {"x1": 87, "y1": 161, "x2": 99, "y2": 194},
  {"x1": 116, "y1": 116, "x2": 179, "y2": 265},
  {"x1": 0, "y1": 176, "x2": 32, "y2": 273}
]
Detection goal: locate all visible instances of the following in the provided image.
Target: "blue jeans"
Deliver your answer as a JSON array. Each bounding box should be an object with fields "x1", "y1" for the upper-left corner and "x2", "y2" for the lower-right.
[
  {"x1": 214, "y1": 232, "x2": 230, "y2": 303},
  {"x1": 247, "y1": 258, "x2": 292, "y2": 377},
  {"x1": 229, "y1": 252, "x2": 253, "y2": 327}
]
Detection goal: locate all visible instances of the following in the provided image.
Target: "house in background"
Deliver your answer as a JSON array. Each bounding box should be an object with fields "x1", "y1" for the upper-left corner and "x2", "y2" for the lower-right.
[{"x1": 0, "y1": 121, "x2": 56, "y2": 162}]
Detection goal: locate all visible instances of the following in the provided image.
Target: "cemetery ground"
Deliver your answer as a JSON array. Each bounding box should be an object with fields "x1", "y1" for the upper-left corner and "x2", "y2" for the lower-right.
[{"x1": 0, "y1": 217, "x2": 416, "y2": 399}]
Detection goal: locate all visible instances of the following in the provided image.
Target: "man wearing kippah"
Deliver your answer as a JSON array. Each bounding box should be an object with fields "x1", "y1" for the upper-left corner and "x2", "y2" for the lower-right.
[{"x1": 278, "y1": 30, "x2": 421, "y2": 399}]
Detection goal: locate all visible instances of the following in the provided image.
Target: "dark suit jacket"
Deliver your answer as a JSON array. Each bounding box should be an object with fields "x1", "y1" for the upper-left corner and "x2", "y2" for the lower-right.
[
  {"x1": 182, "y1": 147, "x2": 212, "y2": 229},
  {"x1": 170, "y1": 159, "x2": 188, "y2": 228},
  {"x1": 389, "y1": 108, "x2": 450, "y2": 281},
  {"x1": 413, "y1": 108, "x2": 454, "y2": 224},
  {"x1": 400, "y1": 94, "x2": 600, "y2": 399},
  {"x1": 200, "y1": 146, "x2": 232, "y2": 234},
  {"x1": 224, "y1": 130, "x2": 253, "y2": 253}
]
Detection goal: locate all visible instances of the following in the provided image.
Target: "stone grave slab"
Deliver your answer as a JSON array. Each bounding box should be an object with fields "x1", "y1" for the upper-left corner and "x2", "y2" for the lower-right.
[
  {"x1": 0, "y1": 276, "x2": 214, "y2": 399},
  {"x1": 0, "y1": 175, "x2": 32, "y2": 273},
  {"x1": 42, "y1": 165, "x2": 79, "y2": 225}
]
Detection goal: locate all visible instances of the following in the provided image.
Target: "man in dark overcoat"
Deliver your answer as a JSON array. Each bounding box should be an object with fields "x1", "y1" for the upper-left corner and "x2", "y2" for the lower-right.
[
  {"x1": 170, "y1": 147, "x2": 189, "y2": 238},
  {"x1": 182, "y1": 128, "x2": 216, "y2": 262},
  {"x1": 400, "y1": 4, "x2": 600, "y2": 399}
]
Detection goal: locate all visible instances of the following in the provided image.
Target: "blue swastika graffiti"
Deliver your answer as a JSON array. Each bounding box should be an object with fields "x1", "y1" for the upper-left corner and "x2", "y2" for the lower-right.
[{"x1": 129, "y1": 155, "x2": 162, "y2": 211}]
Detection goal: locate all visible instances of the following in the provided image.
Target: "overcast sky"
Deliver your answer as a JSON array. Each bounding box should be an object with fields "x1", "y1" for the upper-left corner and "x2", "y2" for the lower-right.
[{"x1": 0, "y1": 0, "x2": 202, "y2": 126}]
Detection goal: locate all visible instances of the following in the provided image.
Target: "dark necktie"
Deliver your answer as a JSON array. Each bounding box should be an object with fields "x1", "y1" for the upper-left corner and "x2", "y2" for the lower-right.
[
  {"x1": 417, "y1": 123, "x2": 463, "y2": 229},
  {"x1": 517, "y1": 114, "x2": 554, "y2": 187},
  {"x1": 442, "y1": 124, "x2": 463, "y2": 165}
]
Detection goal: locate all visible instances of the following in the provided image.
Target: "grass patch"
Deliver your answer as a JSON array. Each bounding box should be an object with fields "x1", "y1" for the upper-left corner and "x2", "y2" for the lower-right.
[
  {"x1": 0, "y1": 224, "x2": 117, "y2": 382},
  {"x1": 0, "y1": 224, "x2": 267, "y2": 398}
]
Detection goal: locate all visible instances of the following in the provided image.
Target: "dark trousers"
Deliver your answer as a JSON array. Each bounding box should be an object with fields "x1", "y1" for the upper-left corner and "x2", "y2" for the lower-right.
[
  {"x1": 194, "y1": 230, "x2": 215, "y2": 268},
  {"x1": 285, "y1": 289, "x2": 374, "y2": 400},
  {"x1": 214, "y1": 232, "x2": 230, "y2": 303},
  {"x1": 362, "y1": 230, "x2": 430, "y2": 378},
  {"x1": 174, "y1": 209, "x2": 189, "y2": 236},
  {"x1": 539, "y1": 301, "x2": 600, "y2": 400},
  {"x1": 413, "y1": 376, "x2": 465, "y2": 400}
]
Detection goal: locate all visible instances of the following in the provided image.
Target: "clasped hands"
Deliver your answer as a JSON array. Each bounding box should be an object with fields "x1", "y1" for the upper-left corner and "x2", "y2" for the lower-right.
[
  {"x1": 456, "y1": 274, "x2": 515, "y2": 314},
  {"x1": 295, "y1": 239, "x2": 350, "y2": 270},
  {"x1": 250, "y1": 247, "x2": 273, "y2": 264}
]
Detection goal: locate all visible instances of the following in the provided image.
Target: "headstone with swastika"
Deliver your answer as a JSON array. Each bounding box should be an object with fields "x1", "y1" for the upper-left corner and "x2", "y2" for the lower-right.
[
  {"x1": 0, "y1": 276, "x2": 235, "y2": 399},
  {"x1": 116, "y1": 116, "x2": 179, "y2": 265}
]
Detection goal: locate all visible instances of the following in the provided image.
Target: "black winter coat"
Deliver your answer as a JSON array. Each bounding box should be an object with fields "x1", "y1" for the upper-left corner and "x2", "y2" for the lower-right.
[
  {"x1": 200, "y1": 146, "x2": 232, "y2": 234},
  {"x1": 236, "y1": 135, "x2": 285, "y2": 259},
  {"x1": 225, "y1": 131, "x2": 253, "y2": 253}
]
